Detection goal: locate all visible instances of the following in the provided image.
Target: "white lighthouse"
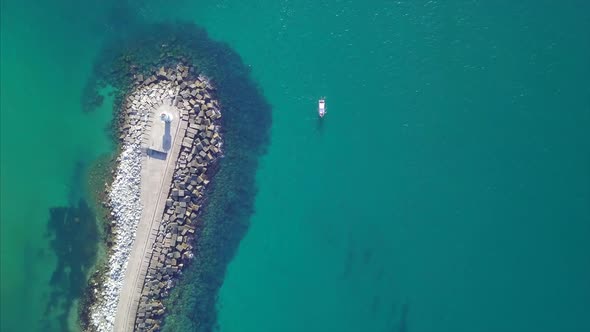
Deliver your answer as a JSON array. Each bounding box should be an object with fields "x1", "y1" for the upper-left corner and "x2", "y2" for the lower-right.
[{"x1": 160, "y1": 112, "x2": 173, "y2": 123}]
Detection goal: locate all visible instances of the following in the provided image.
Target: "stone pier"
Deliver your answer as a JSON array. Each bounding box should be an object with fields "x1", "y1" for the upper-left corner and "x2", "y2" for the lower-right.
[{"x1": 110, "y1": 65, "x2": 223, "y2": 332}]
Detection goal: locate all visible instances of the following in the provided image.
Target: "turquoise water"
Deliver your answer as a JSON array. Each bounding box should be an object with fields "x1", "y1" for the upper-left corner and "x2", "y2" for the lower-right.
[
  {"x1": 1, "y1": 1, "x2": 590, "y2": 332},
  {"x1": 1, "y1": 1, "x2": 116, "y2": 330}
]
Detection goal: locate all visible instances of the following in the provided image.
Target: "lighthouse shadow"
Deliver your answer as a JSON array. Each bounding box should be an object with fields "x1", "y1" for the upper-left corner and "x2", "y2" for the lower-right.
[{"x1": 163, "y1": 121, "x2": 172, "y2": 151}]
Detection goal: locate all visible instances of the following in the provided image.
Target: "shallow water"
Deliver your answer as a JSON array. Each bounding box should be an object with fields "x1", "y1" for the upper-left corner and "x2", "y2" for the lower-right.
[
  {"x1": 1, "y1": 1, "x2": 590, "y2": 332},
  {"x1": 1, "y1": 2, "x2": 116, "y2": 330}
]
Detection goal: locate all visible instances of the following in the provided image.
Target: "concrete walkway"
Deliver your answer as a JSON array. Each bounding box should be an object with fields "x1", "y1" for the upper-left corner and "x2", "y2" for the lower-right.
[{"x1": 113, "y1": 100, "x2": 187, "y2": 332}]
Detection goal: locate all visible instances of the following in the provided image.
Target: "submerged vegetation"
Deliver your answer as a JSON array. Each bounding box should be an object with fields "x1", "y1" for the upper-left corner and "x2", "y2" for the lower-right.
[{"x1": 43, "y1": 161, "x2": 100, "y2": 331}]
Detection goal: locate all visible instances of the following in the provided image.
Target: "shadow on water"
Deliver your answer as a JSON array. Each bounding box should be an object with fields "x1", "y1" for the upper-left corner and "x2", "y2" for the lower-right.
[
  {"x1": 340, "y1": 230, "x2": 355, "y2": 279},
  {"x1": 388, "y1": 300, "x2": 410, "y2": 332},
  {"x1": 399, "y1": 301, "x2": 410, "y2": 332},
  {"x1": 85, "y1": 21, "x2": 272, "y2": 332},
  {"x1": 316, "y1": 116, "x2": 325, "y2": 135}
]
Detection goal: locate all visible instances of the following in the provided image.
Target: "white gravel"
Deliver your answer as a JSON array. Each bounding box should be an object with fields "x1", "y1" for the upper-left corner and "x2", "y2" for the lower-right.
[{"x1": 89, "y1": 82, "x2": 174, "y2": 332}]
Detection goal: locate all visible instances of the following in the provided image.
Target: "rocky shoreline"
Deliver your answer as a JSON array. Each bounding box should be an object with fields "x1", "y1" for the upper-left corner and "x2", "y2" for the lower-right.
[
  {"x1": 87, "y1": 63, "x2": 223, "y2": 332},
  {"x1": 133, "y1": 68, "x2": 222, "y2": 331}
]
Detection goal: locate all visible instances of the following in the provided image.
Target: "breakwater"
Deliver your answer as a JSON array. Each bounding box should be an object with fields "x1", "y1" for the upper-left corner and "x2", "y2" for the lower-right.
[
  {"x1": 87, "y1": 63, "x2": 222, "y2": 332},
  {"x1": 132, "y1": 69, "x2": 222, "y2": 331}
]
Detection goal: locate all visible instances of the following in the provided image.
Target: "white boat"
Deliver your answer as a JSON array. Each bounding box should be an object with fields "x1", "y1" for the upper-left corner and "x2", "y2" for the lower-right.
[{"x1": 318, "y1": 97, "x2": 326, "y2": 118}]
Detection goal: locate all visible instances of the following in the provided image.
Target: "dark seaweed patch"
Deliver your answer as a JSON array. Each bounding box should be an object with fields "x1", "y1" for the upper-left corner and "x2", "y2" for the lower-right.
[{"x1": 42, "y1": 199, "x2": 99, "y2": 332}]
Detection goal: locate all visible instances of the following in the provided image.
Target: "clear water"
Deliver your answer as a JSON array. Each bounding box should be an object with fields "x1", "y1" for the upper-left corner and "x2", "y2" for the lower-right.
[{"x1": 1, "y1": 1, "x2": 589, "y2": 332}]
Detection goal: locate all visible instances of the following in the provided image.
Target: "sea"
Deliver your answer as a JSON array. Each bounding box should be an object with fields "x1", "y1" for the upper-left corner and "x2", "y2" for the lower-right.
[{"x1": 1, "y1": 1, "x2": 589, "y2": 332}]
